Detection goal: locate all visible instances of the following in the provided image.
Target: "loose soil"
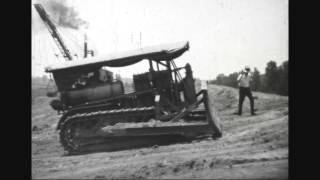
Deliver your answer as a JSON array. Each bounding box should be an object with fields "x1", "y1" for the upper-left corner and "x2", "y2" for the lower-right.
[{"x1": 32, "y1": 84, "x2": 288, "y2": 179}]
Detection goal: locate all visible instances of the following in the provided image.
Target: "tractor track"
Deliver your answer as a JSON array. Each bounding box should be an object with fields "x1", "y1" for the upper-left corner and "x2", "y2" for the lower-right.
[{"x1": 59, "y1": 107, "x2": 155, "y2": 154}]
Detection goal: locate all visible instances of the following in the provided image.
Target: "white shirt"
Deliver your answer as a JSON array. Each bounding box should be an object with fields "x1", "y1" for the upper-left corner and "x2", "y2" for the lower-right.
[{"x1": 238, "y1": 73, "x2": 252, "y2": 87}]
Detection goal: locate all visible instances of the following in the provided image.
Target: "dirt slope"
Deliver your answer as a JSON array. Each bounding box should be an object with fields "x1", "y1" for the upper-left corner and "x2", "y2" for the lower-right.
[{"x1": 32, "y1": 84, "x2": 288, "y2": 179}]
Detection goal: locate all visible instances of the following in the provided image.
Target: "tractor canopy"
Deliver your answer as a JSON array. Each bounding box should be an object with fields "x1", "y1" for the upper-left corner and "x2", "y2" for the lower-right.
[{"x1": 45, "y1": 41, "x2": 189, "y2": 73}]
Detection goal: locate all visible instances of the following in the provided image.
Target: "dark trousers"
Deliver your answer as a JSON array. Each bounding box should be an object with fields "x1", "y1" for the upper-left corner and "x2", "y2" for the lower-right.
[{"x1": 238, "y1": 87, "x2": 254, "y2": 115}]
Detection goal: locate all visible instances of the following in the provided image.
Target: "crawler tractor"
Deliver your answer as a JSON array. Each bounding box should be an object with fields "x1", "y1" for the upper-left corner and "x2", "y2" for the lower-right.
[
  {"x1": 34, "y1": 1, "x2": 221, "y2": 154},
  {"x1": 34, "y1": 4, "x2": 222, "y2": 154},
  {"x1": 45, "y1": 41, "x2": 222, "y2": 154}
]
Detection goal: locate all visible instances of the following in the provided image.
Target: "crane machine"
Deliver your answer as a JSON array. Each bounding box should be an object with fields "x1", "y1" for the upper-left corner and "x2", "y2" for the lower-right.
[{"x1": 34, "y1": 3, "x2": 94, "y2": 60}]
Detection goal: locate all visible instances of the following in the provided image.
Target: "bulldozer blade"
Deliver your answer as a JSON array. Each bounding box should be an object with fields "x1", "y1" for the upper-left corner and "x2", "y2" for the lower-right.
[{"x1": 204, "y1": 90, "x2": 222, "y2": 138}]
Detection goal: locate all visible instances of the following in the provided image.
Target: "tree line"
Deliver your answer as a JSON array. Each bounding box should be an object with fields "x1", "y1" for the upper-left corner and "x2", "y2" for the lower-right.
[{"x1": 210, "y1": 60, "x2": 288, "y2": 96}]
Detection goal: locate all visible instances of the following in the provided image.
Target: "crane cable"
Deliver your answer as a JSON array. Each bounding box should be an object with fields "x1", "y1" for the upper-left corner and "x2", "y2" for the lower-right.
[
  {"x1": 58, "y1": 29, "x2": 83, "y2": 58},
  {"x1": 41, "y1": 13, "x2": 80, "y2": 59},
  {"x1": 49, "y1": 16, "x2": 84, "y2": 57},
  {"x1": 47, "y1": 29, "x2": 61, "y2": 60}
]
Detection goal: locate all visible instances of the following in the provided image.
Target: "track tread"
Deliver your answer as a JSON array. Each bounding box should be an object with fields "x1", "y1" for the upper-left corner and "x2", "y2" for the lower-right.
[{"x1": 59, "y1": 107, "x2": 155, "y2": 154}]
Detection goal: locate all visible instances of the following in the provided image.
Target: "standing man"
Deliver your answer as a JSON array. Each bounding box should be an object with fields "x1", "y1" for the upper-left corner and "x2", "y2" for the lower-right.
[{"x1": 237, "y1": 66, "x2": 256, "y2": 115}]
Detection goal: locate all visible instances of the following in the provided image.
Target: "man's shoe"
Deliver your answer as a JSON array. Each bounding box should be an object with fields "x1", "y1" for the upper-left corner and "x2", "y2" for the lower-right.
[{"x1": 251, "y1": 113, "x2": 257, "y2": 116}]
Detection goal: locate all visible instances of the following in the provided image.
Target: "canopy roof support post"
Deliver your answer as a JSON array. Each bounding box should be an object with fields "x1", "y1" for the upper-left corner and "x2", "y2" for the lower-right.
[
  {"x1": 174, "y1": 70, "x2": 177, "y2": 83},
  {"x1": 149, "y1": 60, "x2": 154, "y2": 72},
  {"x1": 166, "y1": 59, "x2": 175, "y2": 101}
]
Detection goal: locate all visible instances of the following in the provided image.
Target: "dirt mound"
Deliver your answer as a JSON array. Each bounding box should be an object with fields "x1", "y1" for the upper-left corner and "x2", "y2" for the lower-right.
[
  {"x1": 208, "y1": 85, "x2": 288, "y2": 115},
  {"x1": 32, "y1": 84, "x2": 288, "y2": 179},
  {"x1": 208, "y1": 85, "x2": 239, "y2": 110},
  {"x1": 32, "y1": 95, "x2": 60, "y2": 131}
]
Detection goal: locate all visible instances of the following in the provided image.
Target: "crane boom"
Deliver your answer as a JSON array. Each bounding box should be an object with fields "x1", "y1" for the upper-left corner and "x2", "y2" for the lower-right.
[{"x1": 34, "y1": 4, "x2": 73, "y2": 61}]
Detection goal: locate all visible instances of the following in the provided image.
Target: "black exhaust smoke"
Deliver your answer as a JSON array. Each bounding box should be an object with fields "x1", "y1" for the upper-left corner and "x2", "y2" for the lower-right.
[{"x1": 33, "y1": 0, "x2": 89, "y2": 30}]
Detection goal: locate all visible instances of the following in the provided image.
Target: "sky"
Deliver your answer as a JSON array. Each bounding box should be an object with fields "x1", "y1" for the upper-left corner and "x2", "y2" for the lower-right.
[{"x1": 32, "y1": 0, "x2": 288, "y2": 80}]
